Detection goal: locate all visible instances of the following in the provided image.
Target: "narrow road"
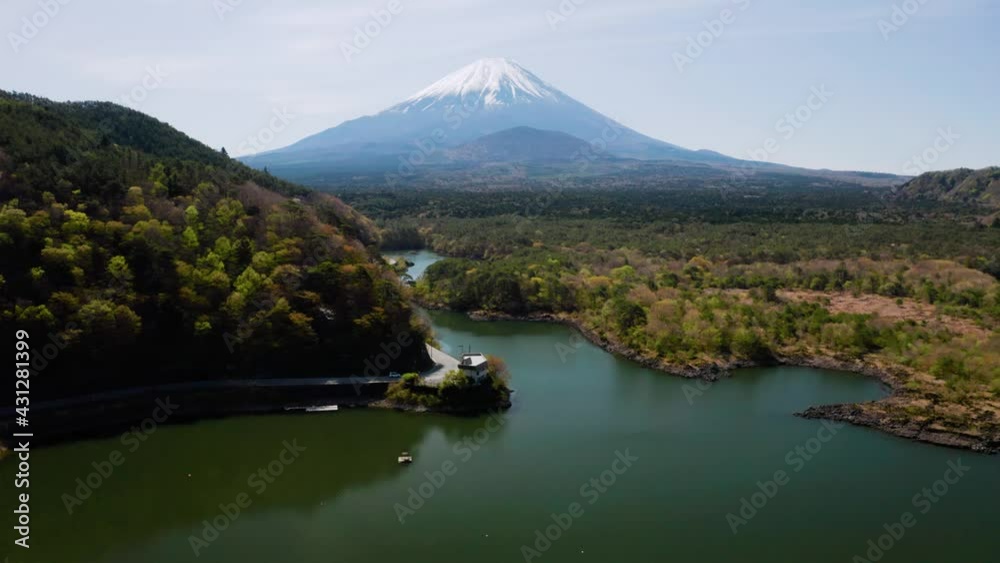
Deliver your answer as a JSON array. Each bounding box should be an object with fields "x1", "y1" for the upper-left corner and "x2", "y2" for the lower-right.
[
  {"x1": 421, "y1": 344, "x2": 460, "y2": 385},
  {"x1": 2, "y1": 345, "x2": 462, "y2": 415}
]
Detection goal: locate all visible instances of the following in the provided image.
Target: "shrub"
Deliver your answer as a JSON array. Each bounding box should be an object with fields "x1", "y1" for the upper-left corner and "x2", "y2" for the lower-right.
[
  {"x1": 385, "y1": 377, "x2": 441, "y2": 408},
  {"x1": 731, "y1": 328, "x2": 768, "y2": 360},
  {"x1": 439, "y1": 369, "x2": 472, "y2": 400},
  {"x1": 931, "y1": 356, "x2": 968, "y2": 380}
]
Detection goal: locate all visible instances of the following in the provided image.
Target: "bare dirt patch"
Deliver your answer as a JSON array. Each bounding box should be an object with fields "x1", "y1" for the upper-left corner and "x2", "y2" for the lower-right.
[{"x1": 779, "y1": 290, "x2": 991, "y2": 339}]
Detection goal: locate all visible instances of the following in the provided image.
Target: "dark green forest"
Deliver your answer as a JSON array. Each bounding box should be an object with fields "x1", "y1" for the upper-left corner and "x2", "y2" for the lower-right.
[
  {"x1": 0, "y1": 91, "x2": 430, "y2": 396},
  {"x1": 342, "y1": 186, "x2": 999, "y2": 272}
]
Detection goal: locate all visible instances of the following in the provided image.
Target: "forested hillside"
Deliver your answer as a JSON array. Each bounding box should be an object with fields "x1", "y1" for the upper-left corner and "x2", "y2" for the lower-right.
[
  {"x1": 0, "y1": 91, "x2": 430, "y2": 396},
  {"x1": 351, "y1": 186, "x2": 999, "y2": 450},
  {"x1": 895, "y1": 167, "x2": 1000, "y2": 210}
]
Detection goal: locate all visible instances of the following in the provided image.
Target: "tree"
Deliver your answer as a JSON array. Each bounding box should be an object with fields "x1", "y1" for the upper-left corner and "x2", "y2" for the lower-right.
[
  {"x1": 234, "y1": 266, "x2": 266, "y2": 297},
  {"x1": 148, "y1": 163, "x2": 168, "y2": 196},
  {"x1": 182, "y1": 226, "x2": 199, "y2": 249},
  {"x1": 486, "y1": 355, "x2": 512, "y2": 388},
  {"x1": 731, "y1": 328, "x2": 767, "y2": 360},
  {"x1": 77, "y1": 300, "x2": 142, "y2": 346},
  {"x1": 609, "y1": 297, "x2": 646, "y2": 334}
]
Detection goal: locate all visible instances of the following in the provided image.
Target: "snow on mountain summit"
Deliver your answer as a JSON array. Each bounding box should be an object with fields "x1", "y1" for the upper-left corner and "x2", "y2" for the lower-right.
[
  {"x1": 392, "y1": 58, "x2": 566, "y2": 112},
  {"x1": 256, "y1": 57, "x2": 708, "y2": 163}
]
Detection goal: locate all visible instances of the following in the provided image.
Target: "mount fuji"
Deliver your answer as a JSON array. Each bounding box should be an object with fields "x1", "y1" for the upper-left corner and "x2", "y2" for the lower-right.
[
  {"x1": 243, "y1": 58, "x2": 903, "y2": 189},
  {"x1": 244, "y1": 58, "x2": 735, "y2": 171}
]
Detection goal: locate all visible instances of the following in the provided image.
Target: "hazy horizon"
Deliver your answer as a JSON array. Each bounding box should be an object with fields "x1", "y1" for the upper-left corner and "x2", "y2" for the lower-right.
[{"x1": 2, "y1": 0, "x2": 997, "y2": 174}]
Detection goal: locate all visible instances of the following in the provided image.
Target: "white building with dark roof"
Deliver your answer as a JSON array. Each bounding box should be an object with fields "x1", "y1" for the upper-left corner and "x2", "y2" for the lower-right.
[{"x1": 458, "y1": 353, "x2": 489, "y2": 381}]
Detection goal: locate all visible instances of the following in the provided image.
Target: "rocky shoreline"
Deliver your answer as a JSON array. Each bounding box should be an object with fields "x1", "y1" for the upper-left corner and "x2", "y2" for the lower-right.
[
  {"x1": 797, "y1": 402, "x2": 997, "y2": 454},
  {"x1": 462, "y1": 309, "x2": 999, "y2": 455},
  {"x1": 466, "y1": 310, "x2": 899, "y2": 385}
]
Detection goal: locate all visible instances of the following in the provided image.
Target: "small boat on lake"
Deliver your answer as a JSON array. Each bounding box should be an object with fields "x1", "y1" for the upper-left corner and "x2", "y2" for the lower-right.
[
  {"x1": 285, "y1": 405, "x2": 339, "y2": 413},
  {"x1": 398, "y1": 452, "x2": 413, "y2": 464},
  {"x1": 305, "y1": 405, "x2": 339, "y2": 413}
]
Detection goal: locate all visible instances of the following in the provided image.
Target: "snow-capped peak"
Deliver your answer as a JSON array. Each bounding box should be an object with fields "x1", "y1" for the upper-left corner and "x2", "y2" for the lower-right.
[{"x1": 392, "y1": 58, "x2": 565, "y2": 112}]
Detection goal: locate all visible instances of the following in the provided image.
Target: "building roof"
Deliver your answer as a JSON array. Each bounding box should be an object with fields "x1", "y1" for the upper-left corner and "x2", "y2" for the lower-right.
[{"x1": 460, "y1": 353, "x2": 488, "y2": 368}]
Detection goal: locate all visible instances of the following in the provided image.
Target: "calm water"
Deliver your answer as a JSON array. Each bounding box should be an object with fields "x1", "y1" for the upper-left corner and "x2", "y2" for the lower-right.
[
  {"x1": 391, "y1": 249, "x2": 440, "y2": 280},
  {"x1": 3, "y1": 255, "x2": 999, "y2": 563}
]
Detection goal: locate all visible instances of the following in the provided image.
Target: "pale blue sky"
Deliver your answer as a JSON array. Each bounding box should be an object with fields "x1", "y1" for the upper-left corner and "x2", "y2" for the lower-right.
[{"x1": 2, "y1": 0, "x2": 996, "y2": 173}]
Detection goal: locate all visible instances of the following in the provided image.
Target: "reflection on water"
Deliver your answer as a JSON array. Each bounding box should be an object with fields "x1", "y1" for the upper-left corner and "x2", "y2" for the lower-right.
[{"x1": 389, "y1": 249, "x2": 440, "y2": 281}]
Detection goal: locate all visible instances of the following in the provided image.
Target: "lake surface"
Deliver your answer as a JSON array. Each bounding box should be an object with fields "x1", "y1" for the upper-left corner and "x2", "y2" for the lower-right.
[
  {"x1": 390, "y1": 249, "x2": 441, "y2": 280},
  {"x1": 3, "y1": 253, "x2": 999, "y2": 563}
]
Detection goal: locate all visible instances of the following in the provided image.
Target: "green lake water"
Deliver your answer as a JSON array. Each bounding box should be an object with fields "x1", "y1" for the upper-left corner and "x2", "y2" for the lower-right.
[{"x1": 2, "y1": 251, "x2": 998, "y2": 562}]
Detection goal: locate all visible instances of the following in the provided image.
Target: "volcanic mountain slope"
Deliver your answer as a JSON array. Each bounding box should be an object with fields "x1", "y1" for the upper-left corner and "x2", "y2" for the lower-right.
[
  {"x1": 443, "y1": 126, "x2": 619, "y2": 163},
  {"x1": 242, "y1": 59, "x2": 908, "y2": 189},
  {"x1": 246, "y1": 58, "x2": 731, "y2": 168}
]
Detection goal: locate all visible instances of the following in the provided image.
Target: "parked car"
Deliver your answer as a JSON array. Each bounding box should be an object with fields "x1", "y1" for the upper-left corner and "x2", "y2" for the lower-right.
[{"x1": 388, "y1": 371, "x2": 402, "y2": 379}]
